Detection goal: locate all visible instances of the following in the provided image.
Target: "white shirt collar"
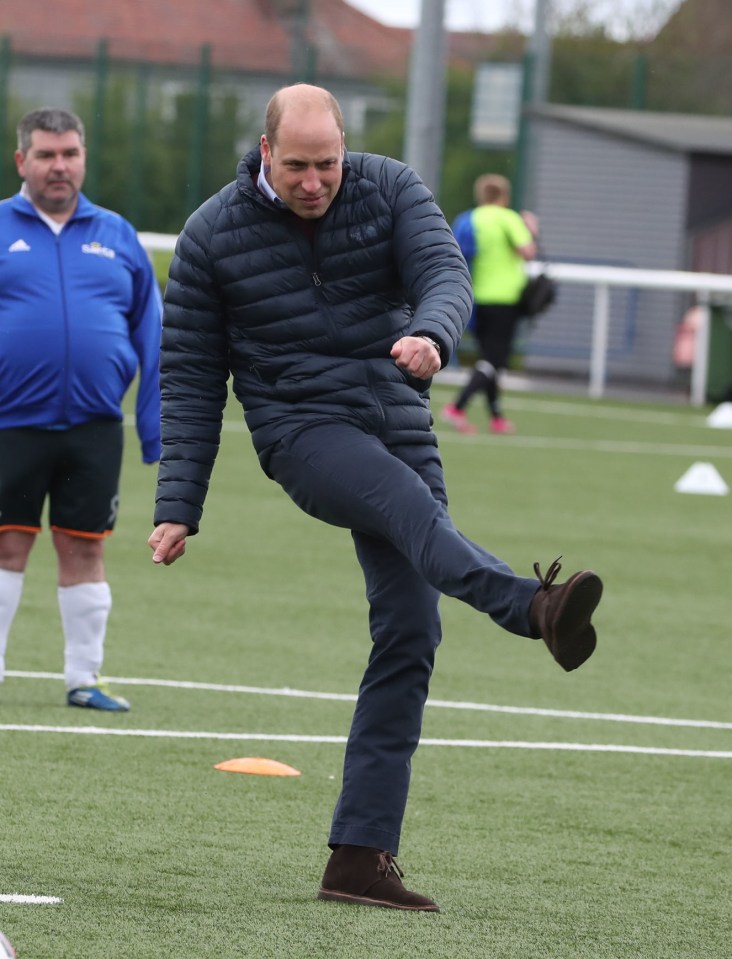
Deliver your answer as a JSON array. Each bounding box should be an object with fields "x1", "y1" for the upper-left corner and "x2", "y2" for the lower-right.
[{"x1": 257, "y1": 166, "x2": 287, "y2": 209}]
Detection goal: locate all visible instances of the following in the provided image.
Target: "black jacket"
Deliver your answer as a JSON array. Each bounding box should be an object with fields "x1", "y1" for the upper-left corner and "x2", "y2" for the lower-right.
[{"x1": 154, "y1": 147, "x2": 472, "y2": 532}]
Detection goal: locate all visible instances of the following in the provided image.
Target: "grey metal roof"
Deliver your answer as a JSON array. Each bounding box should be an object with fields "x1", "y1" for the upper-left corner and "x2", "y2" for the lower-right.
[{"x1": 529, "y1": 104, "x2": 732, "y2": 155}]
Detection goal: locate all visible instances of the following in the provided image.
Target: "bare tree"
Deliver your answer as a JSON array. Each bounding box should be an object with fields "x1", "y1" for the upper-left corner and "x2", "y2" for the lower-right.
[{"x1": 547, "y1": 0, "x2": 681, "y2": 40}]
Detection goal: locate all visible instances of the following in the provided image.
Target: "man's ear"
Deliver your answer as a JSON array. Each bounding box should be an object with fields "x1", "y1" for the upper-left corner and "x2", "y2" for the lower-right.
[
  {"x1": 260, "y1": 134, "x2": 271, "y2": 164},
  {"x1": 14, "y1": 149, "x2": 26, "y2": 177}
]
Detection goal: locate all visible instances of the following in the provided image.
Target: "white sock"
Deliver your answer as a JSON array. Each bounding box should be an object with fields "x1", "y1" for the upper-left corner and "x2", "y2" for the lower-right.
[
  {"x1": 0, "y1": 569, "x2": 25, "y2": 683},
  {"x1": 58, "y1": 581, "x2": 112, "y2": 690}
]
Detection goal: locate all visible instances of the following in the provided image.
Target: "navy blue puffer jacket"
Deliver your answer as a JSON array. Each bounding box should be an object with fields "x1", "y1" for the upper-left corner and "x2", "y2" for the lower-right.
[{"x1": 155, "y1": 147, "x2": 472, "y2": 532}]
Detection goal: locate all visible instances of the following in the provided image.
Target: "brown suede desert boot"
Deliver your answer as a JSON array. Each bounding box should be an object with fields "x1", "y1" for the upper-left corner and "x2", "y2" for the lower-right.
[
  {"x1": 529, "y1": 557, "x2": 603, "y2": 671},
  {"x1": 317, "y1": 845, "x2": 439, "y2": 912}
]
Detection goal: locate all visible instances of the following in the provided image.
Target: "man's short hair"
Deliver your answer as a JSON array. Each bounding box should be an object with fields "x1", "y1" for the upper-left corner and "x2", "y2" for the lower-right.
[
  {"x1": 474, "y1": 174, "x2": 511, "y2": 206},
  {"x1": 264, "y1": 84, "x2": 344, "y2": 149},
  {"x1": 17, "y1": 108, "x2": 85, "y2": 153}
]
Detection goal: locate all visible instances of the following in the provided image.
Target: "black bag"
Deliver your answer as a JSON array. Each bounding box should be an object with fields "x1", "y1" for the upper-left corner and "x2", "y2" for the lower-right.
[
  {"x1": 518, "y1": 271, "x2": 557, "y2": 318},
  {"x1": 500, "y1": 223, "x2": 557, "y2": 318}
]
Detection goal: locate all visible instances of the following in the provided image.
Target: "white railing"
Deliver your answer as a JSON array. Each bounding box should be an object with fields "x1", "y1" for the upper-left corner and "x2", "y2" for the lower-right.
[
  {"x1": 140, "y1": 232, "x2": 732, "y2": 407},
  {"x1": 527, "y1": 261, "x2": 732, "y2": 406},
  {"x1": 140, "y1": 231, "x2": 178, "y2": 253}
]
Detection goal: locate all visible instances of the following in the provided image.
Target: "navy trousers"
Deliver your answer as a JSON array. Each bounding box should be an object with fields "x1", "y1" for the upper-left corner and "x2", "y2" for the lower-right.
[{"x1": 267, "y1": 421, "x2": 539, "y2": 853}]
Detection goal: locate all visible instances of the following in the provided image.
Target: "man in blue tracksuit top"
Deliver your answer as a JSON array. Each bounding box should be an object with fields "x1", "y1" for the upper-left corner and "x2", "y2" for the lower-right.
[{"x1": 0, "y1": 107, "x2": 161, "y2": 711}]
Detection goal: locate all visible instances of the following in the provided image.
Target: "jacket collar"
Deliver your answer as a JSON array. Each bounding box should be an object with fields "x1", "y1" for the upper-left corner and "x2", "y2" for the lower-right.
[
  {"x1": 12, "y1": 188, "x2": 97, "y2": 223},
  {"x1": 237, "y1": 145, "x2": 353, "y2": 204}
]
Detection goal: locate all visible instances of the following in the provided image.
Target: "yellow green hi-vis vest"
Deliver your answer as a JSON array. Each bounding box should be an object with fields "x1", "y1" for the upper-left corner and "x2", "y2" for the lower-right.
[{"x1": 470, "y1": 205, "x2": 531, "y2": 304}]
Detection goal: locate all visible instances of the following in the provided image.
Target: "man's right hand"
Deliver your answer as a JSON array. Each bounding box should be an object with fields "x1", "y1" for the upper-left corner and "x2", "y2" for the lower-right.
[{"x1": 148, "y1": 523, "x2": 190, "y2": 566}]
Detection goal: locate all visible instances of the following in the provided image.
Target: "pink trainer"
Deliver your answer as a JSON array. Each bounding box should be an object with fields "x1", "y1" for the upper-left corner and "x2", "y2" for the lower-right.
[
  {"x1": 441, "y1": 404, "x2": 478, "y2": 434},
  {"x1": 489, "y1": 416, "x2": 515, "y2": 434}
]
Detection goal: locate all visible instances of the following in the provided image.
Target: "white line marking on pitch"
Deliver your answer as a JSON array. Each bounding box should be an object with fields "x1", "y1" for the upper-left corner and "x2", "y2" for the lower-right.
[
  {"x1": 440, "y1": 432, "x2": 732, "y2": 459},
  {"x1": 0, "y1": 894, "x2": 63, "y2": 904},
  {"x1": 127, "y1": 409, "x2": 732, "y2": 456},
  {"x1": 502, "y1": 397, "x2": 698, "y2": 426},
  {"x1": 0, "y1": 725, "x2": 729, "y2": 759},
  {"x1": 6, "y1": 671, "x2": 731, "y2": 731}
]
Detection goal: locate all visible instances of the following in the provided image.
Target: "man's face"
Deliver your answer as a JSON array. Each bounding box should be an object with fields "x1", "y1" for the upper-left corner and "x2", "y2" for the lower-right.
[
  {"x1": 15, "y1": 129, "x2": 86, "y2": 218},
  {"x1": 260, "y1": 109, "x2": 344, "y2": 220}
]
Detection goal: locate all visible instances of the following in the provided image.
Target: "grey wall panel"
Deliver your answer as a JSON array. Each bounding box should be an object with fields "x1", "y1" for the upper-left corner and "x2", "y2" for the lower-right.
[{"x1": 521, "y1": 118, "x2": 691, "y2": 386}]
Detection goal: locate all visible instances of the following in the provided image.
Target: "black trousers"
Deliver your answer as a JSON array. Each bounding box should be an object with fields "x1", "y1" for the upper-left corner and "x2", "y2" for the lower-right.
[
  {"x1": 267, "y1": 421, "x2": 539, "y2": 853},
  {"x1": 474, "y1": 302, "x2": 521, "y2": 371}
]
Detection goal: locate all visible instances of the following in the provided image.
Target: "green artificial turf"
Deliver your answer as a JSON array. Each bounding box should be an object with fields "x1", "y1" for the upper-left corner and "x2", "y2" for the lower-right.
[{"x1": 1, "y1": 383, "x2": 730, "y2": 958}]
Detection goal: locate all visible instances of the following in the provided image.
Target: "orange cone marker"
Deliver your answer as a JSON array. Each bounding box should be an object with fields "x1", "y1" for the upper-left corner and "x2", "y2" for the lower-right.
[{"x1": 214, "y1": 757, "x2": 301, "y2": 776}]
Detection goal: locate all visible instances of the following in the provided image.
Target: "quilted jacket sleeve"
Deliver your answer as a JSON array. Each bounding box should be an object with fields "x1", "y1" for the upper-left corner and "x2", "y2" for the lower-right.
[
  {"x1": 380, "y1": 158, "x2": 473, "y2": 361},
  {"x1": 153, "y1": 192, "x2": 231, "y2": 534}
]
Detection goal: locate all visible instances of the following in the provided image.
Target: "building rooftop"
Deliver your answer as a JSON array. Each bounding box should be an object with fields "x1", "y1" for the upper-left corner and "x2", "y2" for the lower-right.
[
  {"x1": 1, "y1": 0, "x2": 501, "y2": 79},
  {"x1": 530, "y1": 104, "x2": 732, "y2": 156}
]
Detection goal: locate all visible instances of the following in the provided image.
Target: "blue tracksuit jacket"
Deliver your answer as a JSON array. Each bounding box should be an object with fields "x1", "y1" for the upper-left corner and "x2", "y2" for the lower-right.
[{"x1": 0, "y1": 190, "x2": 161, "y2": 462}]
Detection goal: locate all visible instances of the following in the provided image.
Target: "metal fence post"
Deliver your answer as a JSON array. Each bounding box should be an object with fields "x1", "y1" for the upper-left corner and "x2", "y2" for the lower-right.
[
  {"x1": 186, "y1": 43, "x2": 211, "y2": 215},
  {"x1": 589, "y1": 283, "x2": 611, "y2": 399},
  {"x1": 86, "y1": 39, "x2": 109, "y2": 201},
  {"x1": 128, "y1": 60, "x2": 149, "y2": 225},
  {"x1": 630, "y1": 53, "x2": 647, "y2": 110},
  {"x1": 690, "y1": 292, "x2": 711, "y2": 407},
  {"x1": 513, "y1": 49, "x2": 533, "y2": 212},
  {"x1": 0, "y1": 36, "x2": 11, "y2": 199}
]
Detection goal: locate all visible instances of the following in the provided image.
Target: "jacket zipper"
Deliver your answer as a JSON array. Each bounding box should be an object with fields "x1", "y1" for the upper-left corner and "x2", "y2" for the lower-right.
[
  {"x1": 365, "y1": 364, "x2": 386, "y2": 432},
  {"x1": 56, "y1": 233, "x2": 71, "y2": 424}
]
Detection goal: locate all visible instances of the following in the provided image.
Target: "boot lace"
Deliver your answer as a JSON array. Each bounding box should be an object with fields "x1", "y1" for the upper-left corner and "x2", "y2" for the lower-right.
[
  {"x1": 533, "y1": 556, "x2": 562, "y2": 589},
  {"x1": 377, "y1": 852, "x2": 405, "y2": 880}
]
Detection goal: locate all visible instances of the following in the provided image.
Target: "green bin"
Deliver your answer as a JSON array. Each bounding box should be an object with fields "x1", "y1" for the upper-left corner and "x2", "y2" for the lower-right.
[{"x1": 706, "y1": 305, "x2": 732, "y2": 403}]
